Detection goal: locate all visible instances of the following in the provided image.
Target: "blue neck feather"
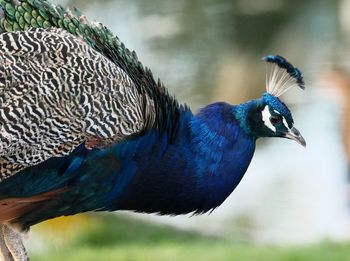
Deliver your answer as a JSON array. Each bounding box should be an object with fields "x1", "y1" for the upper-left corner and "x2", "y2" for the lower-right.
[{"x1": 113, "y1": 102, "x2": 256, "y2": 214}]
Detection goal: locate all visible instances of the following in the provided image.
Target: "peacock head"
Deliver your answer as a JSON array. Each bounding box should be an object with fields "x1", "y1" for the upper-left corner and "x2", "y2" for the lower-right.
[{"x1": 235, "y1": 55, "x2": 306, "y2": 146}]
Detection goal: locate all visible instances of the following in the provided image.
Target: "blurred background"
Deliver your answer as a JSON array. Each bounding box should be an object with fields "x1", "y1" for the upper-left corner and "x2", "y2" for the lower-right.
[{"x1": 29, "y1": 0, "x2": 350, "y2": 260}]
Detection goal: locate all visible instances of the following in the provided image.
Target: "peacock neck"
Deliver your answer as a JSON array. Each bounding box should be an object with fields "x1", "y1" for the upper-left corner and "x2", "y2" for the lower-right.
[
  {"x1": 115, "y1": 102, "x2": 256, "y2": 214},
  {"x1": 187, "y1": 102, "x2": 257, "y2": 211}
]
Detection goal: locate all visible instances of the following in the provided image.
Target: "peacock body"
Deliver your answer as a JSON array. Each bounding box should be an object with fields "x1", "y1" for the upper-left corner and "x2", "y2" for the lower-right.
[{"x1": 0, "y1": 0, "x2": 305, "y2": 260}]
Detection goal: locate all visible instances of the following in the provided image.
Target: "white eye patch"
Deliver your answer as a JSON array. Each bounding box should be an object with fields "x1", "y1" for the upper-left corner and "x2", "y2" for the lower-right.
[
  {"x1": 262, "y1": 105, "x2": 276, "y2": 132},
  {"x1": 262, "y1": 106, "x2": 290, "y2": 132}
]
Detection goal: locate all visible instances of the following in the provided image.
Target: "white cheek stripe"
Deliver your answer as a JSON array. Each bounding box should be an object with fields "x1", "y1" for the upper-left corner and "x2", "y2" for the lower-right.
[
  {"x1": 282, "y1": 118, "x2": 289, "y2": 130},
  {"x1": 262, "y1": 106, "x2": 276, "y2": 132}
]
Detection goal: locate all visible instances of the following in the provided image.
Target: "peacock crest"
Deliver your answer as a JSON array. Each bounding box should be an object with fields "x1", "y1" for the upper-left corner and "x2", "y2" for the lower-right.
[{"x1": 263, "y1": 55, "x2": 305, "y2": 97}]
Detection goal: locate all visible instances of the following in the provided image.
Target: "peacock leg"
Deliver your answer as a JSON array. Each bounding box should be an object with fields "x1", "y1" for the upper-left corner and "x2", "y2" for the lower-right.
[
  {"x1": 0, "y1": 224, "x2": 14, "y2": 261},
  {"x1": 2, "y1": 225, "x2": 28, "y2": 261}
]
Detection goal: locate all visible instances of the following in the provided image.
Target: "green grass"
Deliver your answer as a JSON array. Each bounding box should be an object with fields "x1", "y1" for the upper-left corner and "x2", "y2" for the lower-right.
[
  {"x1": 31, "y1": 243, "x2": 350, "y2": 261},
  {"x1": 29, "y1": 214, "x2": 350, "y2": 261}
]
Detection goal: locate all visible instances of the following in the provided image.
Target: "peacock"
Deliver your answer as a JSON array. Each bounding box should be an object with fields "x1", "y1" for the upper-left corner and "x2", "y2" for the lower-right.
[{"x1": 0, "y1": 0, "x2": 306, "y2": 260}]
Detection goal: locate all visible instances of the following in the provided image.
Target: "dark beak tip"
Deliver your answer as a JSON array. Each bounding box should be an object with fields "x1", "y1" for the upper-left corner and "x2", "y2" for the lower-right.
[
  {"x1": 295, "y1": 135, "x2": 306, "y2": 148},
  {"x1": 301, "y1": 140, "x2": 307, "y2": 148},
  {"x1": 298, "y1": 134, "x2": 306, "y2": 148}
]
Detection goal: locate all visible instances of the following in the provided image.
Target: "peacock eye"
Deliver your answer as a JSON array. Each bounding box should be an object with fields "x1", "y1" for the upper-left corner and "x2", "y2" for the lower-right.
[{"x1": 270, "y1": 115, "x2": 282, "y2": 124}]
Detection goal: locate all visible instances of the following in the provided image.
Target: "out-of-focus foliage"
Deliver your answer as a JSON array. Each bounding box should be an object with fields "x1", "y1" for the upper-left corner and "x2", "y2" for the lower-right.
[{"x1": 30, "y1": 214, "x2": 350, "y2": 261}]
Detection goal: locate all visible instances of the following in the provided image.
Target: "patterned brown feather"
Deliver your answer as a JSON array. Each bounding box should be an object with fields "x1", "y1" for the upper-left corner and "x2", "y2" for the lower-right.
[{"x1": 0, "y1": 27, "x2": 155, "y2": 180}]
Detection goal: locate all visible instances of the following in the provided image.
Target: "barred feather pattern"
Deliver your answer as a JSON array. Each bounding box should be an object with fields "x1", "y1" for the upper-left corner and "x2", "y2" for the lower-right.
[
  {"x1": 0, "y1": 0, "x2": 183, "y2": 139},
  {"x1": 0, "y1": 27, "x2": 155, "y2": 180}
]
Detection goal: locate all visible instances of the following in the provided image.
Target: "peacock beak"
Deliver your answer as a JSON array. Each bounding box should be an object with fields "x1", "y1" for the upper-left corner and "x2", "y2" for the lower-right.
[{"x1": 285, "y1": 127, "x2": 306, "y2": 147}]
